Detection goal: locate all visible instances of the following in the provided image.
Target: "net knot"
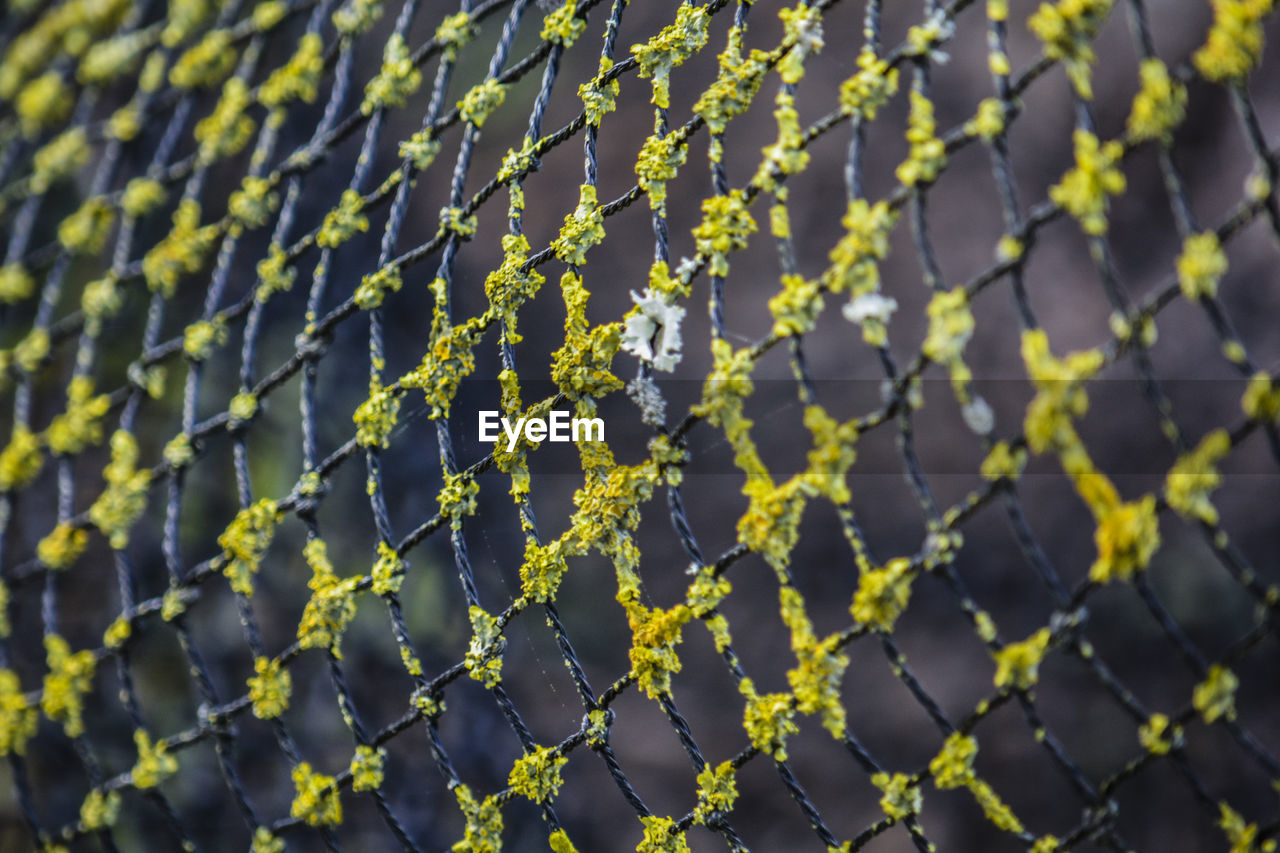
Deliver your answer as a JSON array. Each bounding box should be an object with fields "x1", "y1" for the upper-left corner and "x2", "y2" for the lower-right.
[
  {"x1": 582, "y1": 707, "x2": 614, "y2": 748},
  {"x1": 294, "y1": 330, "x2": 332, "y2": 359}
]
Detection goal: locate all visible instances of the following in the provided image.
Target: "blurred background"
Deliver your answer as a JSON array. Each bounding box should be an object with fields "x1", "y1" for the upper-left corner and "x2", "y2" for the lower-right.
[{"x1": 1, "y1": 0, "x2": 1279, "y2": 850}]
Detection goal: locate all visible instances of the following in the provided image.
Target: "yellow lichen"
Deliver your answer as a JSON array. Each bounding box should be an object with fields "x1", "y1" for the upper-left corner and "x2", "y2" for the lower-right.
[
  {"x1": 930, "y1": 732, "x2": 978, "y2": 788},
  {"x1": 362, "y1": 33, "x2": 422, "y2": 114},
  {"x1": 1138, "y1": 713, "x2": 1182, "y2": 755},
  {"x1": 693, "y1": 760, "x2": 737, "y2": 822},
  {"x1": 142, "y1": 200, "x2": 220, "y2": 297},
  {"x1": 251, "y1": 827, "x2": 284, "y2": 853},
  {"x1": 452, "y1": 783, "x2": 502, "y2": 851},
  {"x1": 1089, "y1": 495, "x2": 1160, "y2": 584},
  {"x1": 36, "y1": 523, "x2": 88, "y2": 571},
  {"x1": 1028, "y1": 0, "x2": 1114, "y2": 99},
  {"x1": 872, "y1": 772, "x2": 922, "y2": 820},
  {"x1": 692, "y1": 191, "x2": 756, "y2": 278},
  {"x1": 217, "y1": 499, "x2": 279, "y2": 597},
  {"x1": 507, "y1": 745, "x2": 567, "y2": 803},
  {"x1": 631, "y1": 2, "x2": 710, "y2": 109},
  {"x1": 553, "y1": 184, "x2": 607, "y2": 267},
  {"x1": 79, "y1": 788, "x2": 121, "y2": 831},
  {"x1": 41, "y1": 635, "x2": 95, "y2": 737},
  {"x1": 260, "y1": 33, "x2": 324, "y2": 106},
  {"x1": 228, "y1": 176, "x2": 279, "y2": 231},
  {"x1": 370, "y1": 541, "x2": 404, "y2": 596},
  {"x1": 434, "y1": 10, "x2": 475, "y2": 59},
  {"x1": 1194, "y1": 0, "x2": 1274, "y2": 83},
  {"x1": 121, "y1": 178, "x2": 167, "y2": 219},
  {"x1": 636, "y1": 815, "x2": 690, "y2": 853},
  {"x1": 317, "y1": 189, "x2": 369, "y2": 249},
  {"x1": 0, "y1": 669, "x2": 38, "y2": 755},
  {"x1": 247, "y1": 656, "x2": 291, "y2": 719},
  {"x1": 297, "y1": 538, "x2": 359, "y2": 656},
  {"x1": 1194, "y1": 664, "x2": 1238, "y2": 723},
  {"x1": 183, "y1": 317, "x2": 228, "y2": 362},
  {"x1": 1243, "y1": 372, "x2": 1280, "y2": 422},
  {"x1": 740, "y1": 679, "x2": 798, "y2": 760},
  {"x1": 1165, "y1": 429, "x2": 1231, "y2": 524},
  {"x1": 290, "y1": 762, "x2": 342, "y2": 826},
  {"x1": 897, "y1": 90, "x2": 947, "y2": 187},
  {"x1": 16, "y1": 72, "x2": 72, "y2": 138},
  {"x1": 1127, "y1": 59, "x2": 1187, "y2": 143},
  {"x1": 1050, "y1": 130, "x2": 1126, "y2": 236},
  {"x1": 0, "y1": 264, "x2": 34, "y2": 304},
  {"x1": 131, "y1": 729, "x2": 178, "y2": 788},
  {"x1": 58, "y1": 197, "x2": 114, "y2": 255},
  {"x1": 350, "y1": 744, "x2": 386, "y2": 791},
  {"x1": 992, "y1": 628, "x2": 1051, "y2": 690},
  {"x1": 851, "y1": 558, "x2": 913, "y2": 632},
  {"x1": 1176, "y1": 231, "x2": 1228, "y2": 301},
  {"x1": 170, "y1": 29, "x2": 235, "y2": 89},
  {"x1": 88, "y1": 431, "x2": 151, "y2": 550}
]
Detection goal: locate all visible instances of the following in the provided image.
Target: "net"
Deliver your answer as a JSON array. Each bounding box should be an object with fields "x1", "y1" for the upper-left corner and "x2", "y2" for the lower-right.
[{"x1": 0, "y1": 0, "x2": 1279, "y2": 849}]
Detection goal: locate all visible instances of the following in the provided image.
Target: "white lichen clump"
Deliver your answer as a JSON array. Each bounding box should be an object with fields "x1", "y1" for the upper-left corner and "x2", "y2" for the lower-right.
[
  {"x1": 962, "y1": 396, "x2": 995, "y2": 435},
  {"x1": 842, "y1": 292, "x2": 898, "y2": 325},
  {"x1": 622, "y1": 288, "x2": 684, "y2": 371}
]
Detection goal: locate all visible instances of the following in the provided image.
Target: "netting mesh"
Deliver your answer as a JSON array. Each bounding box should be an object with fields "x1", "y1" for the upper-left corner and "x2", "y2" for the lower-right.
[{"x1": 1, "y1": 0, "x2": 1280, "y2": 849}]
